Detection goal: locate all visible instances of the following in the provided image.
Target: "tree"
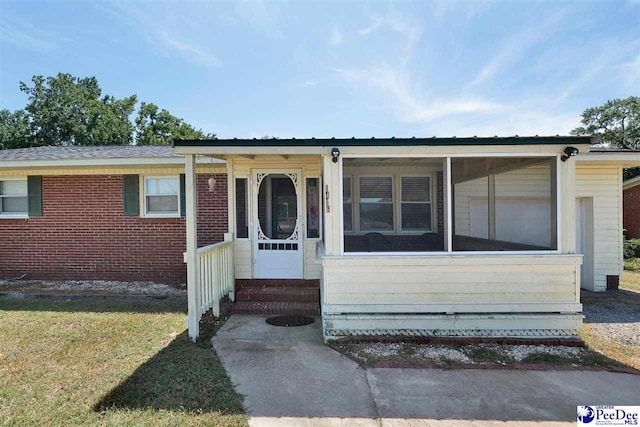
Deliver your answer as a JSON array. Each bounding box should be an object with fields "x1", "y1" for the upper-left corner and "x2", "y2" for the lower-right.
[
  {"x1": 134, "y1": 102, "x2": 214, "y2": 145},
  {"x1": 0, "y1": 73, "x2": 214, "y2": 149},
  {"x1": 0, "y1": 109, "x2": 30, "y2": 149},
  {"x1": 571, "y1": 96, "x2": 640, "y2": 149},
  {"x1": 19, "y1": 73, "x2": 137, "y2": 146}
]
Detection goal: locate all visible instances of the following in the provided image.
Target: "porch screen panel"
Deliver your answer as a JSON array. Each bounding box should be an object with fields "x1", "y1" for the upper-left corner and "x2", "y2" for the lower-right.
[
  {"x1": 451, "y1": 157, "x2": 556, "y2": 251},
  {"x1": 359, "y1": 176, "x2": 393, "y2": 231},
  {"x1": 235, "y1": 178, "x2": 248, "y2": 238}
]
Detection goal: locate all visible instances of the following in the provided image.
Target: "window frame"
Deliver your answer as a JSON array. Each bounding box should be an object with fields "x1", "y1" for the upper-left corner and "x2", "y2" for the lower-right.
[
  {"x1": 141, "y1": 175, "x2": 181, "y2": 218},
  {"x1": 234, "y1": 176, "x2": 250, "y2": 239},
  {"x1": 398, "y1": 174, "x2": 433, "y2": 232},
  {"x1": 342, "y1": 175, "x2": 353, "y2": 232},
  {"x1": 0, "y1": 177, "x2": 29, "y2": 219},
  {"x1": 358, "y1": 174, "x2": 395, "y2": 232},
  {"x1": 305, "y1": 176, "x2": 322, "y2": 240}
]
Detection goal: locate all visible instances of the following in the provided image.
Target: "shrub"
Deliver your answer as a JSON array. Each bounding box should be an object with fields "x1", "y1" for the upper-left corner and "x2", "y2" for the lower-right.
[{"x1": 623, "y1": 238, "x2": 640, "y2": 259}]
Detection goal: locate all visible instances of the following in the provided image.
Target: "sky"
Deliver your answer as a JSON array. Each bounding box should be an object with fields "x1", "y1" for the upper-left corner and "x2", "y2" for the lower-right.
[{"x1": 0, "y1": 0, "x2": 639, "y2": 139}]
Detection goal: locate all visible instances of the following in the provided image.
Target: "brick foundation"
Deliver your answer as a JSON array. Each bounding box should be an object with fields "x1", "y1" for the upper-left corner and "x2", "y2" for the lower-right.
[{"x1": 0, "y1": 174, "x2": 227, "y2": 284}]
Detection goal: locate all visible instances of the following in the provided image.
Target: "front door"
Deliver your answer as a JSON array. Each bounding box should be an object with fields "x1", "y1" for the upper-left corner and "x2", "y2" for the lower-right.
[{"x1": 253, "y1": 170, "x2": 304, "y2": 278}]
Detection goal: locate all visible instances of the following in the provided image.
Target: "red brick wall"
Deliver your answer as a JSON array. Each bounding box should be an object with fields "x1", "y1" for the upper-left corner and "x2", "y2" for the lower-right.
[
  {"x1": 624, "y1": 185, "x2": 640, "y2": 238},
  {"x1": 0, "y1": 173, "x2": 227, "y2": 284}
]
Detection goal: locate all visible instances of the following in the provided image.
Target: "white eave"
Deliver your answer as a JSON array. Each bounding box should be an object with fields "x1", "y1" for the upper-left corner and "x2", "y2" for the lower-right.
[
  {"x1": 0, "y1": 155, "x2": 225, "y2": 169},
  {"x1": 577, "y1": 151, "x2": 640, "y2": 167}
]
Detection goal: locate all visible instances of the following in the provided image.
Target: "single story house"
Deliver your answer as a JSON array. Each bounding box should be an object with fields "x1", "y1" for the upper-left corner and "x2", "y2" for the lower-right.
[
  {"x1": 2, "y1": 138, "x2": 639, "y2": 341},
  {"x1": 624, "y1": 174, "x2": 640, "y2": 238}
]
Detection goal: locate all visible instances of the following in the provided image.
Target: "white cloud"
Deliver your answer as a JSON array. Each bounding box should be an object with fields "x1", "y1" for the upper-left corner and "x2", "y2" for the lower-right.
[
  {"x1": 335, "y1": 65, "x2": 505, "y2": 123},
  {"x1": 465, "y1": 11, "x2": 565, "y2": 89},
  {"x1": 356, "y1": 15, "x2": 421, "y2": 65},
  {"x1": 108, "y1": 3, "x2": 221, "y2": 68},
  {"x1": 0, "y1": 21, "x2": 72, "y2": 53}
]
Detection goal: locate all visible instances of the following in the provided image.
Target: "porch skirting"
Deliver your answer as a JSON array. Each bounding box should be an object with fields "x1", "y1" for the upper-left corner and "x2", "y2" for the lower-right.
[{"x1": 322, "y1": 312, "x2": 584, "y2": 340}]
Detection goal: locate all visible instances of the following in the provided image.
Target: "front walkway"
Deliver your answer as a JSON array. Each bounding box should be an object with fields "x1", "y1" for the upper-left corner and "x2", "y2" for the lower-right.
[{"x1": 212, "y1": 315, "x2": 640, "y2": 427}]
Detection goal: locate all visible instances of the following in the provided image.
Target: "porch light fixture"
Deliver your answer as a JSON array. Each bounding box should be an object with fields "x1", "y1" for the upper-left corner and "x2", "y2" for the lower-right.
[
  {"x1": 331, "y1": 147, "x2": 340, "y2": 163},
  {"x1": 207, "y1": 177, "x2": 216, "y2": 192},
  {"x1": 561, "y1": 146, "x2": 579, "y2": 162}
]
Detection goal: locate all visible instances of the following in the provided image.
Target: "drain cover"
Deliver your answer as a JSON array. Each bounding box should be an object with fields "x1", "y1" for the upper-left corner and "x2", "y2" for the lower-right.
[{"x1": 266, "y1": 315, "x2": 315, "y2": 327}]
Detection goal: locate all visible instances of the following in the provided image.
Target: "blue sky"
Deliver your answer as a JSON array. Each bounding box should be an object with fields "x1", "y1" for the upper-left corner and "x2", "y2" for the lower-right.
[{"x1": 1, "y1": 0, "x2": 639, "y2": 138}]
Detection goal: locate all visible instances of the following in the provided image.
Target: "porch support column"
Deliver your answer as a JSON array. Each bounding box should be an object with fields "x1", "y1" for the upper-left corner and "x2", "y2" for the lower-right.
[
  {"x1": 550, "y1": 159, "x2": 558, "y2": 250},
  {"x1": 185, "y1": 154, "x2": 200, "y2": 342},
  {"x1": 226, "y1": 157, "x2": 235, "y2": 302},
  {"x1": 444, "y1": 157, "x2": 452, "y2": 252},
  {"x1": 559, "y1": 155, "x2": 576, "y2": 253},
  {"x1": 488, "y1": 174, "x2": 496, "y2": 240},
  {"x1": 322, "y1": 154, "x2": 341, "y2": 256}
]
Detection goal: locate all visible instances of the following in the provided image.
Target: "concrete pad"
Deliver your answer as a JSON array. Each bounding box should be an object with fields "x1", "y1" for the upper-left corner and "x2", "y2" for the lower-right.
[
  {"x1": 367, "y1": 368, "x2": 640, "y2": 422},
  {"x1": 212, "y1": 315, "x2": 378, "y2": 419},
  {"x1": 213, "y1": 314, "x2": 640, "y2": 426}
]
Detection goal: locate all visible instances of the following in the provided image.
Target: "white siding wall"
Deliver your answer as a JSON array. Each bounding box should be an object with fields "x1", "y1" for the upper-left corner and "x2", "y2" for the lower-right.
[
  {"x1": 322, "y1": 254, "x2": 583, "y2": 338},
  {"x1": 575, "y1": 165, "x2": 623, "y2": 291}
]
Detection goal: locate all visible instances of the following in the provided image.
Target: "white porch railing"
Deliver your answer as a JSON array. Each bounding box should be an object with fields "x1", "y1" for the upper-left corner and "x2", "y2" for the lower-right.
[{"x1": 186, "y1": 233, "x2": 234, "y2": 340}]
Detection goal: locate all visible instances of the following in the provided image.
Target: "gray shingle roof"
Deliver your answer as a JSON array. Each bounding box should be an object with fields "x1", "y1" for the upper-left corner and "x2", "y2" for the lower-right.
[{"x1": 0, "y1": 145, "x2": 181, "y2": 161}]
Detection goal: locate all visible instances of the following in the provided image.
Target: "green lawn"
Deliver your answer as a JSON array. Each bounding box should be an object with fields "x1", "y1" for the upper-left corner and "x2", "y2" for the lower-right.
[{"x1": 0, "y1": 297, "x2": 246, "y2": 426}]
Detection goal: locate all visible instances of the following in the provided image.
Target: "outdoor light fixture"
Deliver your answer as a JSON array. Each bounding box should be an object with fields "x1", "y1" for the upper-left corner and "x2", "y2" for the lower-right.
[
  {"x1": 561, "y1": 146, "x2": 579, "y2": 162},
  {"x1": 207, "y1": 177, "x2": 216, "y2": 192},
  {"x1": 331, "y1": 147, "x2": 340, "y2": 163}
]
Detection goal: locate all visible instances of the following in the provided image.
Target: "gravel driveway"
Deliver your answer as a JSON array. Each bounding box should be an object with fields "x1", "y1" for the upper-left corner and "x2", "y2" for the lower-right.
[{"x1": 582, "y1": 288, "x2": 640, "y2": 348}]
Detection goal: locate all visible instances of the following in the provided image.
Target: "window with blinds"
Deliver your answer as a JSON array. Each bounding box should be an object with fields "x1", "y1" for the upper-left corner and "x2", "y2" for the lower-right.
[
  {"x1": 359, "y1": 176, "x2": 393, "y2": 231},
  {"x1": 401, "y1": 176, "x2": 431, "y2": 231}
]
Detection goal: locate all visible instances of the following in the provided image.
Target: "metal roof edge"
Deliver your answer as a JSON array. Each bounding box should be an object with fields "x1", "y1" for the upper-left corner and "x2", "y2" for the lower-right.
[{"x1": 174, "y1": 136, "x2": 592, "y2": 147}]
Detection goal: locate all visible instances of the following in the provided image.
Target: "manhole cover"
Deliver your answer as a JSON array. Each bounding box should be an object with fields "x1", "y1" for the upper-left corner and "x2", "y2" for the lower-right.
[{"x1": 266, "y1": 315, "x2": 315, "y2": 327}]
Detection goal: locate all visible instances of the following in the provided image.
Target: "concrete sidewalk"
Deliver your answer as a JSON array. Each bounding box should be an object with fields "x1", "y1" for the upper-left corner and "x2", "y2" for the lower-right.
[{"x1": 212, "y1": 315, "x2": 640, "y2": 426}]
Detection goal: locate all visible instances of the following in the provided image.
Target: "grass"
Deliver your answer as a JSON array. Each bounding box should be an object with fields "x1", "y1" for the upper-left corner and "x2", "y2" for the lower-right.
[
  {"x1": 0, "y1": 297, "x2": 247, "y2": 426},
  {"x1": 624, "y1": 257, "x2": 640, "y2": 273},
  {"x1": 620, "y1": 268, "x2": 640, "y2": 292}
]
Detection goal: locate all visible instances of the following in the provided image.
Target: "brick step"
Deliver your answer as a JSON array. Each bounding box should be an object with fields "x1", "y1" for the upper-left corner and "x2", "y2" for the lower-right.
[
  {"x1": 232, "y1": 301, "x2": 320, "y2": 316},
  {"x1": 236, "y1": 287, "x2": 320, "y2": 303},
  {"x1": 236, "y1": 279, "x2": 320, "y2": 289}
]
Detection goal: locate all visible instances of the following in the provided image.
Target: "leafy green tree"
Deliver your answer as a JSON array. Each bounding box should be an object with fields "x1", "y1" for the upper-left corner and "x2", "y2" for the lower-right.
[
  {"x1": 571, "y1": 96, "x2": 640, "y2": 149},
  {"x1": 19, "y1": 73, "x2": 137, "y2": 146},
  {"x1": 134, "y1": 102, "x2": 214, "y2": 145},
  {"x1": 0, "y1": 109, "x2": 30, "y2": 149}
]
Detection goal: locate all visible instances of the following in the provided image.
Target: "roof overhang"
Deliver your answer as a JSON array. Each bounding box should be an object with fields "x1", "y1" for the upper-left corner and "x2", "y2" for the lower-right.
[
  {"x1": 577, "y1": 151, "x2": 640, "y2": 167},
  {"x1": 173, "y1": 136, "x2": 593, "y2": 158},
  {"x1": 0, "y1": 155, "x2": 225, "y2": 170}
]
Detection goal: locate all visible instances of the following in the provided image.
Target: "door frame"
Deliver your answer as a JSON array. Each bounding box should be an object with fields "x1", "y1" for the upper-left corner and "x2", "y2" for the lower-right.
[{"x1": 252, "y1": 168, "x2": 304, "y2": 279}]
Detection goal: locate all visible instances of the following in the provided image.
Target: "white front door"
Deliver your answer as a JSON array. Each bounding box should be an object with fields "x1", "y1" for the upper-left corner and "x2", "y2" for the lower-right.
[{"x1": 253, "y1": 170, "x2": 304, "y2": 279}]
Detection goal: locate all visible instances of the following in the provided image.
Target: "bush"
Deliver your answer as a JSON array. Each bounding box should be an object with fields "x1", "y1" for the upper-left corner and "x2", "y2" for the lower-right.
[{"x1": 623, "y1": 238, "x2": 640, "y2": 259}]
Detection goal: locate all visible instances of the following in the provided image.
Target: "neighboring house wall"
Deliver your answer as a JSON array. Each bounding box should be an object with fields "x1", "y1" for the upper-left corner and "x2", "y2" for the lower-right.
[
  {"x1": 0, "y1": 173, "x2": 227, "y2": 284},
  {"x1": 623, "y1": 184, "x2": 640, "y2": 238},
  {"x1": 576, "y1": 165, "x2": 623, "y2": 292}
]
